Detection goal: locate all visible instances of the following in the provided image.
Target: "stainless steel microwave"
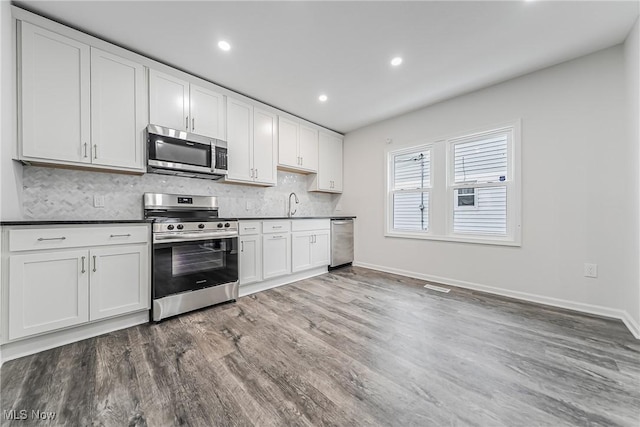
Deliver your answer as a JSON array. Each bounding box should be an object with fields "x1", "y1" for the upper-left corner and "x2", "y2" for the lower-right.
[{"x1": 146, "y1": 124, "x2": 228, "y2": 180}]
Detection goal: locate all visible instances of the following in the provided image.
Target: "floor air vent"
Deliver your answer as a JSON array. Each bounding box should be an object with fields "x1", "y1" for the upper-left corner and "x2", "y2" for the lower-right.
[{"x1": 423, "y1": 284, "x2": 451, "y2": 293}]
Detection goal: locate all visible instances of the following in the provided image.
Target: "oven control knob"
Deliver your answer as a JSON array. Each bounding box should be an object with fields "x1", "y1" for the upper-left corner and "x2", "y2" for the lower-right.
[
  {"x1": 198, "y1": 223, "x2": 205, "y2": 229},
  {"x1": 224, "y1": 223, "x2": 230, "y2": 228},
  {"x1": 217, "y1": 223, "x2": 223, "y2": 228},
  {"x1": 167, "y1": 224, "x2": 174, "y2": 230},
  {"x1": 177, "y1": 224, "x2": 184, "y2": 230}
]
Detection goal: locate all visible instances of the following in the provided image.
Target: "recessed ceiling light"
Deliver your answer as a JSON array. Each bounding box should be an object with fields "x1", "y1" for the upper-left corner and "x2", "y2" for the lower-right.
[
  {"x1": 391, "y1": 57, "x2": 403, "y2": 66},
  {"x1": 318, "y1": 94, "x2": 328, "y2": 102},
  {"x1": 218, "y1": 41, "x2": 231, "y2": 51}
]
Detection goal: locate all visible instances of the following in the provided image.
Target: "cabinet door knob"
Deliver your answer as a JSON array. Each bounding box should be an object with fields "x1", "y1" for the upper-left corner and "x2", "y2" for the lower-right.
[
  {"x1": 241, "y1": 241, "x2": 244, "y2": 252},
  {"x1": 81, "y1": 256, "x2": 86, "y2": 274},
  {"x1": 92, "y1": 255, "x2": 97, "y2": 272},
  {"x1": 83, "y1": 143, "x2": 88, "y2": 158}
]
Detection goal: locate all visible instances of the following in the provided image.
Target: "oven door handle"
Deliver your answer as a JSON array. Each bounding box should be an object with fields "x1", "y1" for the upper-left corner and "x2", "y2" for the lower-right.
[{"x1": 154, "y1": 232, "x2": 238, "y2": 243}]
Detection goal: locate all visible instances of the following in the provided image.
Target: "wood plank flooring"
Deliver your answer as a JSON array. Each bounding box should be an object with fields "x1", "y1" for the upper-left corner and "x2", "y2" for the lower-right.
[{"x1": 1, "y1": 266, "x2": 639, "y2": 426}]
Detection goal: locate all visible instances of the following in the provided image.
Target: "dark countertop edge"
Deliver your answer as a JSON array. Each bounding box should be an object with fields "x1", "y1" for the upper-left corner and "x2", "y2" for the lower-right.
[
  {"x1": 231, "y1": 216, "x2": 356, "y2": 221},
  {"x1": 0, "y1": 219, "x2": 154, "y2": 226},
  {"x1": 0, "y1": 217, "x2": 355, "y2": 226}
]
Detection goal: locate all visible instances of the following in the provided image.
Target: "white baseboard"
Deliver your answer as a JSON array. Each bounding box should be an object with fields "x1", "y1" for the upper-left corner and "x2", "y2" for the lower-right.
[
  {"x1": 239, "y1": 267, "x2": 328, "y2": 298},
  {"x1": 0, "y1": 311, "x2": 149, "y2": 365},
  {"x1": 353, "y1": 261, "x2": 640, "y2": 339}
]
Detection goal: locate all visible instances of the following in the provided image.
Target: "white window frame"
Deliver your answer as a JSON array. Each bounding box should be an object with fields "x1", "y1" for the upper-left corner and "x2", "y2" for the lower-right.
[
  {"x1": 385, "y1": 121, "x2": 521, "y2": 246},
  {"x1": 386, "y1": 144, "x2": 433, "y2": 238}
]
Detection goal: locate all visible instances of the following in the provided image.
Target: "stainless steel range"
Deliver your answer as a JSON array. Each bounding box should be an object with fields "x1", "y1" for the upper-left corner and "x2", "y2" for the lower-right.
[{"x1": 143, "y1": 193, "x2": 238, "y2": 321}]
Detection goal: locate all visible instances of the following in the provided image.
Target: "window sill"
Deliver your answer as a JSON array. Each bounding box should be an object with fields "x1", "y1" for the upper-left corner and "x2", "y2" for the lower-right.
[{"x1": 384, "y1": 231, "x2": 521, "y2": 247}]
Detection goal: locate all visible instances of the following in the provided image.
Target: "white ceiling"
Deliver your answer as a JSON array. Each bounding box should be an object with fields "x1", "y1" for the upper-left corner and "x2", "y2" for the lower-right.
[{"x1": 15, "y1": 1, "x2": 639, "y2": 134}]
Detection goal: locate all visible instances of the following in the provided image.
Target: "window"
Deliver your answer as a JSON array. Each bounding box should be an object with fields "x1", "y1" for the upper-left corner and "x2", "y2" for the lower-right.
[
  {"x1": 386, "y1": 122, "x2": 520, "y2": 245},
  {"x1": 388, "y1": 146, "x2": 431, "y2": 232}
]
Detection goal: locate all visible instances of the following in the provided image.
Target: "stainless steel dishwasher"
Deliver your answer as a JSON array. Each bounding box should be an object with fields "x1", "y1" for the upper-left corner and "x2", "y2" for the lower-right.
[{"x1": 330, "y1": 218, "x2": 354, "y2": 268}]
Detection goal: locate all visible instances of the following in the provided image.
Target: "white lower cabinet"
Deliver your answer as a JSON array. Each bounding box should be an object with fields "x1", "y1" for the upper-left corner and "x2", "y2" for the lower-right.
[
  {"x1": 239, "y1": 235, "x2": 262, "y2": 285},
  {"x1": 263, "y1": 233, "x2": 291, "y2": 280},
  {"x1": 239, "y1": 219, "x2": 330, "y2": 286},
  {"x1": 9, "y1": 250, "x2": 90, "y2": 340},
  {"x1": 291, "y1": 220, "x2": 330, "y2": 273},
  {"x1": 89, "y1": 244, "x2": 149, "y2": 321},
  {"x1": 3, "y1": 225, "x2": 151, "y2": 341}
]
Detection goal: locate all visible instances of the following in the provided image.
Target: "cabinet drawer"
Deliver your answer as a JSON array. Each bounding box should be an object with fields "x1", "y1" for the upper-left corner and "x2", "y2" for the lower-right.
[
  {"x1": 291, "y1": 219, "x2": 330, "y2": 232},
  {"x1": 9, "y1": 225, "x2": 149, "y2": 252},
  {"x1": 262, "y1": 221, "x2": 290, "y2": 233},
  {"x1": 239, "y1": 221, "x2": 261, "y2": 235}
]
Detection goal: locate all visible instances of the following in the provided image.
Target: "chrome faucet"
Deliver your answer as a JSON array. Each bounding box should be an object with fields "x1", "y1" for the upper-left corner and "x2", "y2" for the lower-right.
[{"x1": 288, "y1": 192, "x2": 299, "y2": 217}]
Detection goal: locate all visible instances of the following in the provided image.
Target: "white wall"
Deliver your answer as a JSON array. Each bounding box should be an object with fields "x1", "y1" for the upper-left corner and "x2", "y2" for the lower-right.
[
  {"x1": 624, "y1": 18, "x2": 640, "y2": 330},
  {"x1": 1, "y1": 1, "x2": 23, "y2": 220},
  {"x1": 342, "y1": 45, "x2": 639, "y2": 336}
]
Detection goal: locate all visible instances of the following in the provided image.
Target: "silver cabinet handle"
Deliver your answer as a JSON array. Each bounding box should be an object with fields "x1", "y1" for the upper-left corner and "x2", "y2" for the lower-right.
[
  {"x1": 110, "y1": 234, "x2": 131, "y2": 238},
  {"x1": 244, "y1": 227, "x2": 256, "y2": 230},
  {"x1": 92, "y1": 255, "x2": 97, "y2": 273},
  {"x1": 301, "y1": 156, "x2": 303, "y2": 165},
  {"x1": 81, "y1": 256, "x2": 86, "y2": 273},
  {"x1": 255, "y1": 169, "x2": 258, "y2": 179},
  {"x1": 37, "y1": 237, "x2": 66, "y2": 241},
  {"x1": 250, "y1": 168, "x2": 254, "y2": 178},
  {"x1": 83, "y1": 143, "x2": 88, "y2": 158},
  {"x1": 94, "y1": 144, "x2": 97, "y2": 159},
  {"x1": 272, "y1": 225, "x2": 282, "y2": 229},
  {"x1": 272, "y1": 235, "x2": 284, "y2": 239},
  {"x1": 309, "y1": 235, "x2": 313, "y2": 243},
  {"x1": 192, "y1": 117, "x2": 195, "y2": 131},
  {"x1": 241, "y1": 241, "x2": 244, "y2": 252},
  {"x1": 186, "y1": 116, "x2": 189, "y2": 130}
]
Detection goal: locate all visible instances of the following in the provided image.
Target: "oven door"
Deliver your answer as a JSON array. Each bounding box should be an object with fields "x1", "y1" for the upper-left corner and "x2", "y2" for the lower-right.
[{"x1": 153, "y1": 236, "x2": 238, "y2": 299}]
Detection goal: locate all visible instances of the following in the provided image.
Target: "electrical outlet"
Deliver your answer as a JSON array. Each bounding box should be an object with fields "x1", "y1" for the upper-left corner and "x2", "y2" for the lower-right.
[
  {"x1": 93, "y1": 195, "x2": 105, "y2": 208},
  {"x1": 584, "y1": 263, "x2": 598, "y2": 278}
]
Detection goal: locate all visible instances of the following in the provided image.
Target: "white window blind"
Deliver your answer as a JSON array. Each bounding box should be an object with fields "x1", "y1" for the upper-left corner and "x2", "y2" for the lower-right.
[{"x1": 390, "y1": 148, "x2": 430, "y2": 232}]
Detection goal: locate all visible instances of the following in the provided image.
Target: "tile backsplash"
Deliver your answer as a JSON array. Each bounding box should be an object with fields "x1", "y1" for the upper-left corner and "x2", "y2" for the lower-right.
[{"x1": 22, "y1": 166, "x2": 340, "y2": 220}]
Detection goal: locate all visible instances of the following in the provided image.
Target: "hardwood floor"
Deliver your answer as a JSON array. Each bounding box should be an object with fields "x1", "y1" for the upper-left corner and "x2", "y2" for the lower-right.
[{"x1": 1, "y1": 266, "x2": 639, "y2": 426}]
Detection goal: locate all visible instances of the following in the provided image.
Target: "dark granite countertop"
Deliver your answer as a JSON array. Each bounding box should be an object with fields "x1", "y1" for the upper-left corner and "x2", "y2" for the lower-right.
[{"x1": 0, "y1": 219, "x2": 154, "y2": 226}]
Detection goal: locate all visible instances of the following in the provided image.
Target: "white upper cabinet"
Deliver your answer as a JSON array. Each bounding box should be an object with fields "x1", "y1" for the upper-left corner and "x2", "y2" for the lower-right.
[
  {"x1": 19, "y1": 22, "x2": 146, "y2": 172},
  {"x1": 299, "y1": 124, "x2": 319, "y2": 172},
  {"x1": 278, "y1": 117, "x2": 299, "y2": 168},
  {"x1": 20, "y1": 21, "x2": 90, "y2": 164},
  {"x1": 310, "y1": 132, "x2": 343, "y2": 193},
  {"x1": 149, "y1": 70, "x2": 190, "y2": 131},
  {"x1": 226, "y1": 97, "x2": 254, "y2": 182},
  {"x1": 190, "y1": 84, "x2": 226, "y2": 140},
  {"x1": 253, "y1": 107, "x2": 277, "y2": 185},
  {"x1": 149, "y1": 70, "x2": 226, "y2": 140},
  {"x1": 277, "y1": 116, "x2": 318, "y2": 173},
  {"x1": 226, "y1": 96, "x2": 276, "y2": 186},
  {"x1": 91, "y1": 48, "x2": 145, "y2": 170}
]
